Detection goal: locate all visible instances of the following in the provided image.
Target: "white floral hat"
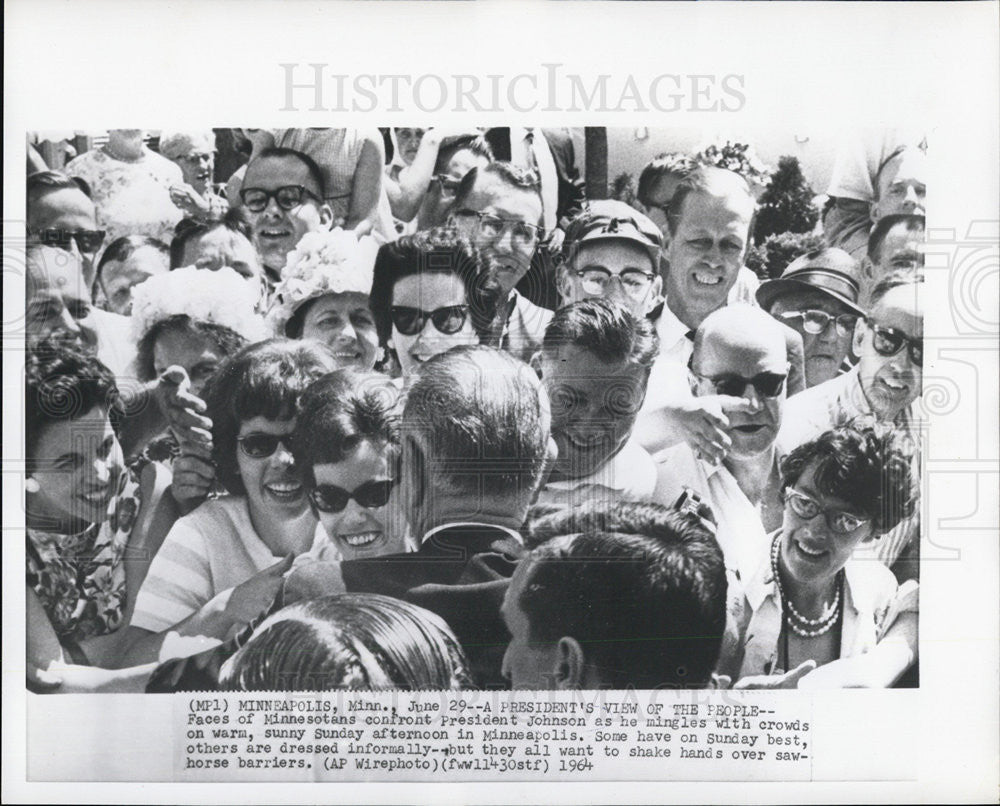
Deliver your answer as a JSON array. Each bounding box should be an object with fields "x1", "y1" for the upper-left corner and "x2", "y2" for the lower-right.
[
  {"x1": 130, "y1": 265, "x2": 270, "y2": 343},
  {"x1": 266, "y1": 228, "x2": 378, "y2": 335}
]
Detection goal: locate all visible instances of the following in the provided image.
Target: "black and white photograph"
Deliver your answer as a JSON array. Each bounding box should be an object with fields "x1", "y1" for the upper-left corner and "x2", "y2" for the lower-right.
[{"x1": 4, "y1": 1, "x2": 998, "y2": 803}]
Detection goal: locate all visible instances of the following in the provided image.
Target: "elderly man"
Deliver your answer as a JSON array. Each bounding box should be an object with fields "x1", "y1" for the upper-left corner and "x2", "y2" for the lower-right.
[
  {"x1": 27, "y1": 171, "x2": 105, "y2": 287},
  {"x1": 449, "y1": 162, "x2": 554, "y2": 363},
  {"x1": 556, "y1": 200, "x2": 663, "y2": 317},
  {"x1": 653, "y1": 304, "x2": 789, "y2": 584},
  {"x1": 285, "y1": 346, "x2": 556, "y2": 687},
  {"x1": 634, "y1": 166, "x2": 805, "y2": 461},
  {"x1": 757, "y1": 247, "x2": 865, "y2": 387},
  {"x1": 159, "y1": 130, "x2": 228, "y2": 222},
  {"x1": 240, "y1": 146, "x2": 333, "y2": 285}
]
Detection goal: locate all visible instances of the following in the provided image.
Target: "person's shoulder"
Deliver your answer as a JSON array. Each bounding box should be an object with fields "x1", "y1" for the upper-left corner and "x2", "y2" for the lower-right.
[
  {"x1": 843, "y1": 558, "x2": 899, "y2": 612},
  {"x1": 176, "y1": 495, "x2": 247, "y2": 528}
]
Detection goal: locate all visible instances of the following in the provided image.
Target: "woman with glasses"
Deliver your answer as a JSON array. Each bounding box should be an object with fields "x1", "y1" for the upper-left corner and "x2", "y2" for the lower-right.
[
  {"x1": 369, "y1": 227, "x2": 503, "y2": 383},
  {"x1": 125, "y1": 339, "x2": 336, "y2": 655},
  {"x1": 720, "y1": 422, "x2": 919, "y2": 688}
]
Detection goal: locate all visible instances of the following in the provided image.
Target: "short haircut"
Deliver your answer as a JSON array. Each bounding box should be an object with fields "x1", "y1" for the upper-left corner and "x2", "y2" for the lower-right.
[
  {"x1": 202, "y1": 338, "x2": 337, "y2": 495},
  {"x1": 292, "y1": 369, "x2": 403, "y2": 485},
  {"x1": 636, "y1": 153, "x2": 693, "y2": 207},
  {"x1": 27, "y1": 170, "x2": 92, "y2": 207},
  {"x1": 26, "y1": 333, "x2": 120, "y2": 465},
  {"x1": 95, "y1": 235, "x2": 169, "y2": 293},
  {"x1": 134, "y1": 314, "x2": 249, "y2": 383},
  {"x1": 247, "y1": 146, "x2": 327, "y2": 198},
  {"x1": 219, "y1": 593, "x2": 472, "y2": 691},
  {"x1": 867, "y1": 213, "x2": 925, "y2": 264},
  {"x1": 157, "y1": 130, "x2": 216, "y2": 161},
  {"x1": 451, "y1": 161, "x2": 542, "y2": 218},
  {"x1": 665, "y1": 166, "x2": 755, "y2": 239},
  {"x1": 404, "y1": 345, "x2": 551, "y2": 502},
  {"x1": 434, "y1": 134, "x2": 494, "y2": 174},
  {"x1": 542, "y1": 299, "x2": 659, "y2": 376},
  {"x1": 873, "y1": 145, "x2": 917, "y2": 194},
  {"x1": 519, "y1": 500, "x2": 728, "y2": 689},
  {"x1": 780, "y1": 422, "x2": 917, "y2": 535},
  {"x1": 169, "y1": 207, "x2": 253, "y2": 269},
  {"x1": 368, "y1": 226, "x2": 502, "y2": 347},
  {"x1": 869, "y1": 267, "x2": 925, "y2": 308}
]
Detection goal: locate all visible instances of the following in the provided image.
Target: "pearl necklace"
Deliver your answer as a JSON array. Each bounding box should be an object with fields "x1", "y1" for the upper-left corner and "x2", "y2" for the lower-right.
[{"x1": 770, "y1": 532, "x2": 843, "y2": 638}]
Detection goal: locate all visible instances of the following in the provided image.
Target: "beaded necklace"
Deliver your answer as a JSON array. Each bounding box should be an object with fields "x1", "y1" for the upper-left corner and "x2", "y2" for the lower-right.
[{"x1": 770, "y1": 531, "x2": 843, "y2": 638}]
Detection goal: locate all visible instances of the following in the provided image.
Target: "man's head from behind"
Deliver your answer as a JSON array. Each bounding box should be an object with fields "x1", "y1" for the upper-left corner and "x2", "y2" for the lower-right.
[
  {"x1": 663, "y1": 167, "x2": 756, "y2": 330},
  {"x1": 401, "y1": 346, "x2": 553, "y2": 533},
  {"x1": 27, "y1": 171, "x2": 102, "y2": 287},
  {"x1": 691, "y1": 304, "x2": 788, "y2": 459},
  {"x1": 535, "y1": 299, "x2": 658, "y2": 480},
  {"x1": 502, "y1": 501, "x2": 727, "y2": 689}
]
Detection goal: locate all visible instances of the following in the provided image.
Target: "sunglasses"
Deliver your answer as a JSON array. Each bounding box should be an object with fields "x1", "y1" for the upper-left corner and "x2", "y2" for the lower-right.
[
  {"x1": 237, "y1": 433, "x2": 293, "y2": 459},
  {"x1": 779, "y1": 309, "x2": 858, "y2": 337},
  {"x1": 869, "y1": 324, "x2": 923, "y2": 367},
  {"x1": 694, "y1": 371, "x2": 787, "y2": 399},
  {"x1": 785, "y1": 488, "x2": 870, "y2": 534},
  {"x1": 29, "y1": 228, "x2": 106, "y2": 254},
  {"x1": 239, "y1": 185, "x2": 322, "y2": 213},
  {"x1": 308, "y1": 479, "x2": 395, "y2": 513},
  {"x1": 390, "y1": 305, "x2": 469, "y2": 336}
]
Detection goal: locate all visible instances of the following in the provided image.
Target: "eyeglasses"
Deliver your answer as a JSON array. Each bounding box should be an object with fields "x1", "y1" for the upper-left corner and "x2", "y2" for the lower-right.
[
  {"x1": 308, "y1": 479, "x2": 395, "y2": 513},
  {"x1": 237, "y1": 433, "x2": 293, "y2": 459},
  {"x1": 693, "y1": 371, "x2": 787, "y2": 399},
  {"x1": 779, "y1": 309, "x2": 858, "y2": 337},
  {"x1": 869, "y1": 323, "x2": 923, "y2": 367},
  {"x1": 453, "y1": 210, "x2": 544, "y2": 248},
  {"x1": 390, "y1": 305, "x2": 469, "y2": 336},
  {"x1": 182, "y1": 152, "x2": 214, "y2": 165},
  {"x1": 29, "y1": 228, "x2": 106, "y2": 254},
  {"x1": 239, "y1": 185, "x2": 322, "y2": 213},
  {"x1": 575, "y1": 267, "x2": 656, "y2": 299},
  {"x1": 785, "y1": 488, "x2": 870, "y2": 534}
]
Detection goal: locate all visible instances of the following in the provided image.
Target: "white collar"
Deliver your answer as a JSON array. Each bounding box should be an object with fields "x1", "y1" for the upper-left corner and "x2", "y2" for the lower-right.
[{"x1": 421, "y1": 521, "x2": 523, "y2": 546}]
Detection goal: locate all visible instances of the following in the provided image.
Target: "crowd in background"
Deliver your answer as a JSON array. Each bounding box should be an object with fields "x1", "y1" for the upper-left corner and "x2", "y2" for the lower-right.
[{"x1": 23, "y1": 126, "x2": 925, "y2": 692}]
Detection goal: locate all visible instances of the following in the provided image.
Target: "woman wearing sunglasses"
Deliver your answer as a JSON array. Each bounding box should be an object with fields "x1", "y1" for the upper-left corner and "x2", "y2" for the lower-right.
[
  {"x1": 125, "y1": 339, "x2": 336, "y2": 655},
  {"x1": 369, "y1": 227, "x2": 503, "y2": 383},
  {"x1": 291, "y1": 369, "x2": 409, "y2": 561},
  {"x1": 720, "y1": 422, "x2": 919, "y2": 688}
]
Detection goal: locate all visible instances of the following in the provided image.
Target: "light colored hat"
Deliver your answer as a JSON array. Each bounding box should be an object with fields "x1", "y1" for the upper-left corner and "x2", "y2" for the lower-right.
[
  {"x1": 157, "y1": 130, "x2": 216, "y2": 160},
  {"x1": 267, "y1": 228, "x2": 378, "y2": 335}
]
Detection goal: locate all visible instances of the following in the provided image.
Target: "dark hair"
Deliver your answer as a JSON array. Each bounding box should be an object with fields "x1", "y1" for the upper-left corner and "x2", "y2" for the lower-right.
[
  {"x1": 202, "y1": 338, "x2": 337, "y2": 495},
  {"x1": 636, "y1": 153, "x2": 693, "y2": 208},
  {"x1": 247, "y1": 146, "x2": 327, "y2": 199},
  {"x1": 218, "y1": 593, "x2": 472, "y2": 690},
  {"x1": 542, "y1": 299, "x2": 659, "y2": 376},
  {"x1": 404, "y1": 345, "x2": 550, "y2": 502},
  {"x1": 292, "y1": 369, "x2": 403, "y2": 486},
  {"x1": 518, "y1": 500, "x2": 728, "y2": 689},
  {"x1": 869, "y1": 267, "x2": 925, "y2": 308},
  {"x1": 134, "y1": 314, "x2": 249, "y2": 383},
  {"x1": 94, "y1": 235, "x2": 168, "y2": 297},
  {"x1": 169, "y1": 207, "x2": 253, "y2": 269},
  {"x1": 665, "y1": 166, "x2": 754, "y2": 239},
  {"x1": 451, "y1": 161, "x2": 542, "y2": 219},
  {"x1": 369, "y1": 226, "x2": 502, "y2": 347},
  {"x1": 433, "y1": 134, "x2": 494, "y2": 174},
  {"x1": 867, "y1": 213, "x2": 925, "y2": 265},
  {"x1": 27, "y1": 170, "x2": 93, "y2": 206},
  {"x1": 25, "y1": 333, "x2": 120, "y2": 466},
  {"x1": 873, "y1": 145, "x2": 919, "y2": 193},
  {"x1": 780, "y1": 422, "x2": 917, "y2": 535}
]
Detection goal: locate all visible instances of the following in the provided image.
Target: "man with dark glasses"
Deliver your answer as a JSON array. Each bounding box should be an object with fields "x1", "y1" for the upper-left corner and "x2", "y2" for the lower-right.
[
  {"x1": 240, "y1": 147, "x2": 333, "y2": 285},
  {"x1": 758, "y1": 247, "x2": 866, "y2": 388},
  {"x1": 781, "y1": 270, "x2": 924, "y2": 582},
  {"x1": 27, "y1": 171, "x2": 105, "y2": 286}
]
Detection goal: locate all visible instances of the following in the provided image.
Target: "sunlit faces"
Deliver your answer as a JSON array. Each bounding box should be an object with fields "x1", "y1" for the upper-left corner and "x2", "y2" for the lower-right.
[
  {"x1": 561, "y1": 240, "x2": 660, "y2": 317},
  {"x1": 180, "y1": 225, "x2": 262, "y2": 280},
  {"x1": 856, "y1": 283, "x2": 924, "y2": 420},
  {"x1": 501, "y1": 559, "x2": 562, "y2": 689},
  {"x1": 244, "y1": 155, "x2": 332, "y2": 273},
  {"x1": 27, "y1": 188, "x2": 100, "y2": 283},
  {"x1": 779, "y1": 461, "x2": 875, "y2": 589},
  {"x1": 100, "y1": 245, "x2": 170, "y2": 316},
  {"x1": 390, "y1": 273, "x2": 478, "y2": 378},
  {"x1": 768, "y1": 289, "x2": 858, "y2": 388},
  {"x1": 664, "y1": 190, "x2": 754, "y2": 328},
  {"x1": 28, "y1": 406, "x2": 125, "y2": 526},
  {"x1": 870, "y1": 222, "x2": 924, "y2": 283},
  {"x1": 422, "y1": 148, "x2": 491, "y2": 228},
  {"x1": 299, "y1": 292, "x2": 379, "y2": 371},
  {"x1": 176, "y1": 150, "x2": 215, "y2": 194},
  {"x1": 451, "y1": 174, "x2": 543, "y2": 296},
  {"x1": 692, "y1": 331, "x2": 787, "y2": 458},
  {"x1": 236, "y1": 416, "x2": 308, "y2": 520},
  {"x1": 393, "y1": 128, "x2": 425, "y2": 165},
  {"x1": 872, "y1": 149, "x2": 927, "y2": 221},
  {"x1": 152, "y1": 328, "x2": 227, "y2": 398},
  {"x1": 26, "y1": 247, "x2": 97, "y2": 348},
  {"x1": 541, "y1": 344, "x2": 648, "y2": 479},
  {"x1": 311, "y1": 440, "x2": 405, "y2": 561}
]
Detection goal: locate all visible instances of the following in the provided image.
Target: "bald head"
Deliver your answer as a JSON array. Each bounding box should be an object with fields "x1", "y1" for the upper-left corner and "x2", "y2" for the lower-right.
[{"x1": 693, "y1": 304, "x2": 786, "y2": 371}]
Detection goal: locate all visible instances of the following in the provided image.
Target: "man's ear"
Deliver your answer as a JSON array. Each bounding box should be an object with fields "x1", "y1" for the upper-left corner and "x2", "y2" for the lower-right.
[
  {"x1": 319, "y1": 203, "x2": 335, "y2": 228},
  {"x1": 554, "y1": 636, "x2": 586, "y2": 690},
  {"x1": 528, "y1": 351, "x2": 544, "y2": 380},
  {"x1": 401, "y1": 433, "x2": 426, "y2": 517},
  {"x1": 852, "y1": 317, "x2": 867, "y2": 355}
]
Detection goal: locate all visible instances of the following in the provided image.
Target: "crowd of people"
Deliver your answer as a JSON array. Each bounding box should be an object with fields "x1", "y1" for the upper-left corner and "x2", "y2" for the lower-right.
[{"x1": 24, "y1": 127, "x2": 925, "y2": 692}]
